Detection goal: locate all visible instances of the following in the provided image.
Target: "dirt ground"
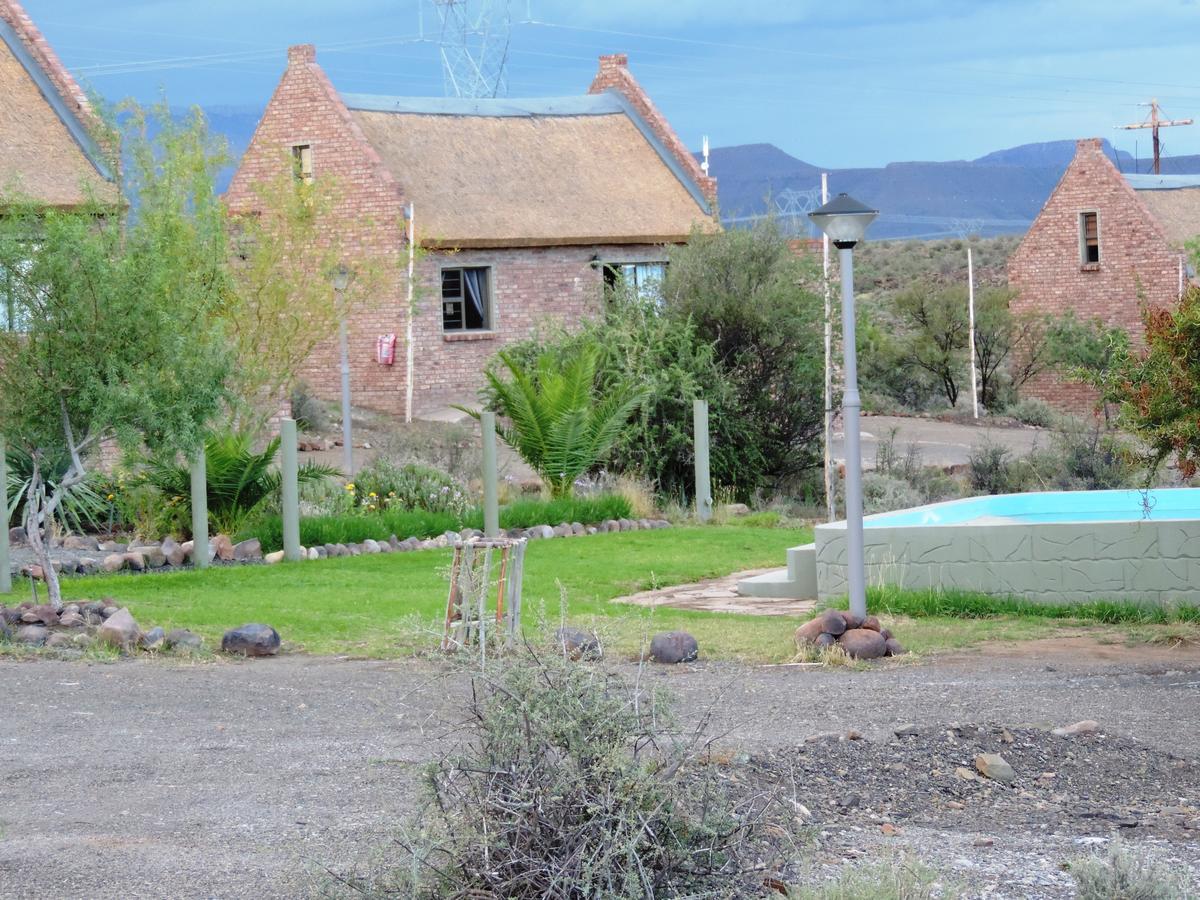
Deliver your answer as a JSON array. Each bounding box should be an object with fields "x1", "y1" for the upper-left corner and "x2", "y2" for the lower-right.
[{"x1": 2, "y1": 640, "x2": 1199, "y2": 899}]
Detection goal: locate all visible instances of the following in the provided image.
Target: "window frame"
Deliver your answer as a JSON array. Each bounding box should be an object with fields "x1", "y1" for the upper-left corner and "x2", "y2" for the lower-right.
[
  {"x1": 440, "y1": 265, "x2": 494, "y2": 334},
  {"x1": 602, "y1": 260, "x2": 667, "y2": 296},
  {"x1": 291, "y1": 143, "x2": 314, "y2": 184},
  {"x1": 1079, "y1": 210, "x2": 1100, "y2": 267}
]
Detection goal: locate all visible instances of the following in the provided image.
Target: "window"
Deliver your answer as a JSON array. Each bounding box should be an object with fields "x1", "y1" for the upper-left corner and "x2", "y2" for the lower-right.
[
  {"x1": 442, "y1": 267, "x2": 491, "y2": 332},
  {"x1": 1080, "y1": 212, "x2": 1099, "y2": 265},
  {"x1": 603, "y1": 261, "x2": 666, "y2": 298},
  {"x1": 292, "y1": 144, "x2": 313, "y2": 184}
]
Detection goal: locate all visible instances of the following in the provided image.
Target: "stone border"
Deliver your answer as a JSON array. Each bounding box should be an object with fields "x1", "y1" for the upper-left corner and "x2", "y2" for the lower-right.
[{"x1": 7, "y1": 517, "x2": 673, "y2": 579}]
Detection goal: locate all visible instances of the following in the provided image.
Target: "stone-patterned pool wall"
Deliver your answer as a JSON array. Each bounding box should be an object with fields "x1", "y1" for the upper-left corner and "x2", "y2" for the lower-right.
[{"x1": 814, "y1": 519, "x2": 1200, "y2": 605}]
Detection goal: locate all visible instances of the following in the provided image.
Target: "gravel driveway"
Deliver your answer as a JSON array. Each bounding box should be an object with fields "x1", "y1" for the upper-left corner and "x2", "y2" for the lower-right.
[{"x1": 2, "y1": 645, "x2": 1198, "y2": 899}]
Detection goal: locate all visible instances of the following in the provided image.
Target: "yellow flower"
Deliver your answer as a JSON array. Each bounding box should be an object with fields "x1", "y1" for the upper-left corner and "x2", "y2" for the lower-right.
[
  {"x1": 387, "y1": 491, "x2": 396, "y2": 497},
  {"x1": 368, "y1": 491, "x2": 377, "y2": 498},
  {"x1": 106, "y1": 493, "x2": 115, "y2": 501},
  {"x1": 345, "y1": 483, "x2": 356, "y2": 492}
]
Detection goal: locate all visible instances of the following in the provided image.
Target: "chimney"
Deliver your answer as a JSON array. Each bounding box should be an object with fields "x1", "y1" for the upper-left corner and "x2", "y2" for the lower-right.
[
  {"x1": 598, "y1": 53, "x2": 628, "y2": 71},
  {"x1": 288, "y1": 44, "x2": 316, "y2": 67},
  {"x1": 1076, "y1": 137, "x2": 1104, "y2": 153}
]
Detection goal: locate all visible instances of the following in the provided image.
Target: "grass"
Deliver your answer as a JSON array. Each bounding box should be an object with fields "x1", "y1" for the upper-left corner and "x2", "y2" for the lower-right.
[
  {"x1": 58, "y1": 525, "x2": 814, "y2": 659},
  {"x1": 244, "y1": 494, "x2": 635, "y2": 553}
]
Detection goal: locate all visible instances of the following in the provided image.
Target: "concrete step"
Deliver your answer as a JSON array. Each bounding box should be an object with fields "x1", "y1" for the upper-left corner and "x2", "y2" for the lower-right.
[{"x1": 737, "y1": 543, "x2": 818, "y2": 600}]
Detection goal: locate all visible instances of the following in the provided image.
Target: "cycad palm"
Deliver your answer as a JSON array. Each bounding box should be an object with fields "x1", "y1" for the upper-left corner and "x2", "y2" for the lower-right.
[{"x1": 478, "y1": 347, "x2": 644, "y2": 499}]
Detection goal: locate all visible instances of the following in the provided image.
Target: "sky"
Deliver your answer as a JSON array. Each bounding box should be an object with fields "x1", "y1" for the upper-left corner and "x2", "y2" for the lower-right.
[{"x1": 21, "y1": 0, "x2": 1200, "y2": 168}]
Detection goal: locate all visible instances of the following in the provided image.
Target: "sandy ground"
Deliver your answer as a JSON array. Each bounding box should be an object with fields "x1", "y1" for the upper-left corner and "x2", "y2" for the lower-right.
[{"x1": 2, "y1": 639, "x2": 1199, "y2": 899}]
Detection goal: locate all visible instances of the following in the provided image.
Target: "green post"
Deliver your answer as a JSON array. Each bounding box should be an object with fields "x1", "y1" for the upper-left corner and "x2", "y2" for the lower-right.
[
  {"x1": 281, "y1": 417, "x2": 302, "y2": 562},
  {"x1": 0, "y1": 437, "x2": 10, "y2": 594},
  {"x1": 481, "y1": 411, "x2": 500, "y2": 538},
  {"x1": 190, "y1": 444, "x2": 209, "y2": 570},
  {"x1": 693, "y1": 399, "x2": 712, "y2": 523}
]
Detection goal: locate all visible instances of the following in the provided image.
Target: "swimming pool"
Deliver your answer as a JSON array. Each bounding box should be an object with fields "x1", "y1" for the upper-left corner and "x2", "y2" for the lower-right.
[{"x1": 813, "y1": 488, "x2": 1200, "y2": 604}]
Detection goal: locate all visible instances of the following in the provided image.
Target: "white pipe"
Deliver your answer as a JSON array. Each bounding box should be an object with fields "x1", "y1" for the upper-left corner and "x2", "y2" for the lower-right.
[
  {"x1": 967, "y1": 246, "x2": 979, "y2": 419},
  {"x1": 839, "y1": 245, "x2": 867, "y2": 620},
  {"x1": 405, "y1": 203, "x2": 416, "y2": 424},
  {"x1": 821, "y1": 173, "x2": 834, "y2": 523}
]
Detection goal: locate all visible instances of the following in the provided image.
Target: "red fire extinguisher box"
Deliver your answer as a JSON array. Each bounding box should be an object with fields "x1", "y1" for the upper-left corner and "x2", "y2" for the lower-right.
[{"x1": 376, "y1": 333, "x2": 397, "y2": 366}]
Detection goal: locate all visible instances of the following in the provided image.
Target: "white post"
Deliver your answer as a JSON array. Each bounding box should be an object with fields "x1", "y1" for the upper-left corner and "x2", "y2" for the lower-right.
[
  {"x1": 821, "y1": 173, "x2": 834, "y2": 522},
  {"x1": 693, "y1": 399, "x2": 712, "y2": 523},
  {"x1": 839, "y1": 246, "x2": 867, "y2": 620},
  {"x1": 481, "y1": 411, "x2": 500, "y2": 538},
  {"x1": 967, "y1": 246, "x2": 979, "y2": 419},
  {"x1": 338, "y1": 313, "x2": 353, "y2": 476},
  {"x1": 280, "y1": 418, "x2": 302, "y2": 562},
  {"x1": 404, "y1": 203, "x2": 416, "y2": 424}
]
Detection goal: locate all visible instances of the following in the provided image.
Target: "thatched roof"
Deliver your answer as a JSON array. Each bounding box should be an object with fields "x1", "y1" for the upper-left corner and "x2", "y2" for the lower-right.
[
  {"x1": 0, "y1": 0, "x2": 114, "y2": 207},
  {"x1": 343, "y1": 93, "x2": 714, "y2": 248},
  {"x1": 1127, "y1": 174, "x2": 1200, "y2": 248}
]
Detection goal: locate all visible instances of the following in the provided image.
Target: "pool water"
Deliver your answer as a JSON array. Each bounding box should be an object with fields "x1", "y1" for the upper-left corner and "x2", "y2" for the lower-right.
[{"x1": 864, "y1": 488, "x2": 1199, "y2": 528}]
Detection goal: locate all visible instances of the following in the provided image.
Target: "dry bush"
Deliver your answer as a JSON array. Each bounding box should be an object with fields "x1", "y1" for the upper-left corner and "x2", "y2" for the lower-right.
[{"x1": 1070, "y1": 840, "x2": 1190, "y2": 900}]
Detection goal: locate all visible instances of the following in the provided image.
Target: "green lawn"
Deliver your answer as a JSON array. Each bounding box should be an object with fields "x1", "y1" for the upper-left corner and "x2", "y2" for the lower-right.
[{"x1": 60, "y1": 526, "x2": 815, "y2": 660}]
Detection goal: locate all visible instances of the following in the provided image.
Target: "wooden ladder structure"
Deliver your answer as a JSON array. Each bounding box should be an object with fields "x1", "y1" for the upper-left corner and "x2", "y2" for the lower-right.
[{"x1": 440, "y1": 537, "x2": 527, "y2": 658}]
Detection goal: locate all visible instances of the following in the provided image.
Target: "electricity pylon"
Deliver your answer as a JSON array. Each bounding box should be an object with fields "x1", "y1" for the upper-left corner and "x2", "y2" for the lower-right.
[{"x1": 432, "y1": 0, "x2": 511, "y2": 98}]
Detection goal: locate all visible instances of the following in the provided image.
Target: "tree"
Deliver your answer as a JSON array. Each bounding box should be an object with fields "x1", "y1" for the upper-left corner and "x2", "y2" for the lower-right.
[
  {"x1": 661, "y1": 220, "x2": 825, "y2": 489},
  {"x1": 971, "y1": 287, "x2": 1053, "y2": 409},
  {"x1": 0, "y1": 102, "x2": 233, "y2": 608},
  {"x1": 892, "y1": 283, "x2": 968, "y2": 407},
  {"x1": 473, "y1": 344, "x2": 645, "y2": 499}
]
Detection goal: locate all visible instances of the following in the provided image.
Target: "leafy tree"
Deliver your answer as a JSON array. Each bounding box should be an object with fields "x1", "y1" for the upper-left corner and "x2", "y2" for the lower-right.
[
  {"x1": 892, "y1": 283, "x2": 969, "y2": 407},
  {"x1": 0, "y1": 102, "x2": 233, "y2": 607},
  {"x1": 661, "y1": 220, "x2": 825, "y2": 488},
  {"x1": 472, "y1": 345, "x2": 644, "y2": 499},
  {"x1": 971, "y1": 287, "x2": 1054, "y2": 409}
]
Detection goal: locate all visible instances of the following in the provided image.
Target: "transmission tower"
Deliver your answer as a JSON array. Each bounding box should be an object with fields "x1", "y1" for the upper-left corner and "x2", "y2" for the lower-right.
[
  {"x1": 431, "y1": 0, "x2": 512, "y2": 98},
  {"x1": 775, "y1": 187, "x2": 821, "y2": 236}
]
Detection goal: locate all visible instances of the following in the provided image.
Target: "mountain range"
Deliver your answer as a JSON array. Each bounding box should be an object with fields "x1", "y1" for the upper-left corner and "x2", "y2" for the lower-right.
[{"x1": 200, "y1": 106, "x2": 1200, "y2": 241}]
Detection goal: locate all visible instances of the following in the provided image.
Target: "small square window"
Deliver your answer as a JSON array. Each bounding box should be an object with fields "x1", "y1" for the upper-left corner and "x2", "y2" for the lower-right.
[
  {"x1": 442, "y1": 266, "x2": 491, "y2": 332},
  {"x1": 292, "y1": 144, "x2": 313, "y2": 184},
  {"x1": 1080, "y1": 212, "x2": 1099, "y2": 265},
  {"x1": 602, "y1": 261, "x2": 666, "y2": 298}
]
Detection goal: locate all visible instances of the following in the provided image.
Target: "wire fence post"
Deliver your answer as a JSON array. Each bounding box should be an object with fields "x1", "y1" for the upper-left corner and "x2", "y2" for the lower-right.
[
  {"x1": 190, "y1": 444, "x2": 209, "y2": 570},
  {"x1": 281, "y1": 417, "x2": 302, "y2": 561},
  {"x1": 693, "y1": 399, "x2": 712, "y2": 523}
]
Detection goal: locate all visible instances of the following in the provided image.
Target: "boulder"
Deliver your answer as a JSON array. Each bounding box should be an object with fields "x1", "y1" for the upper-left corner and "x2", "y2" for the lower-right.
[
  {"x1": 553, "y1": 523, "x2": 572, "y2": 538},
  {"x1": 794, "y1": 618, "x2": 826, "y2": 647},
  {"x1": 838, "y1": 628, "x2": 888, "y2": 660},
  {"x1": 603, "y1": 520, "x2": 620, "y2": 533},
  {"x1": 63, "y1": 534, "x2": 100, "y2": 551},
  {"x1": 528, "y1": 525, "x2": 555, "y2": 540},
  {"x1": 861, "y1": 616, "x2": 882, "y2": 633},
  {"x1": 102, "y1": 553, "x2": 126, "y2": 573},
  {"x1": 233, "y1": 538, "x2": 263, "y2": 561},
  {"x1": 9, "y1": 526, "x2": 27, "y2": 545},
  {"x1": 76, "y1": 558, "x2": 99, "y2": 575},
  {"x1": 649, "y1": 630, "x2": 699, "y2": 664},
  {"x1": 58, "y1": 611, "x2": 85, "y2": 628},
  {"x1": 264, "y1": 550, "x2": 286, "y2": 565},
  {"x1": 98, "y1": 540, "x2": 127, "y2": 553},
  {"x1": 21, "y1": 604, "x2": 59, "y2": 626},
  {"x1": 817, "y1": 609, "x2": 847, "y2": 636},
  {"x1": 1052, "y1": 720, "x2": 1099, "y2": 738},
  {"x1": 816, "y1": 632, "x2": 837, "y2": 648},
  {"x1": 132, "y1": 545, "x2": 167, "y2": 568},
  {"x1": 723, "y1": 502, "x2": 751, "y2": 517},
  {"x1": 883, "y1": 638, "x2": 906, "y2": 657},
  {"x1": 571, "y1": 522, "x2": 586, "y2": 536},
  {"x1": 221, "y1": 623, "x2": 281, "y2": 657},
  {"x1": 165, "y1": 629, "x2": 204, "y2": 652},
  {"x1": 123, "y1": 552, "x2": 147, "y2": 572},
  {"x1": 839, "y1": 611, "x2": 865, "y2": 630},
  {"x1": 98, "y1": 608, "x2": 140, "y2": 650},
  {"x1": 975, "y1": 753, "x2": 1016, "y2": 784},
  {"x1": 100, "y1": 605, "x2": 119, "y2": 619},
  {"x1": 617, "y1": 518, "x2": 633, "y2": 532},
  {"x1": 555, "y1": 627, "x2": 601, "y2": 660},
  {"x1": 46, "y1": 632, "x2": 74, "y2": 649},
  {"x1": 0, "y1": 606, "x2": 21, "y2": 626},
  {"x1": 307, "y1": 547, "x2": 320, "y2": 560},
  {"x1": 140, "y1": 627, "x2": 166, "y2": 651},
  {"x1": 15, "y1": 624, "x2": 48, "y2": 645},
  {"x1": 162, "y1": 537, "x2": 187, "y2": 567},
  {"x1": 211, "y1": 534, "x2": 235, "y2": 561},
  {"x1": 362, "y1": 538, "x2": 381, "y2": 554}
]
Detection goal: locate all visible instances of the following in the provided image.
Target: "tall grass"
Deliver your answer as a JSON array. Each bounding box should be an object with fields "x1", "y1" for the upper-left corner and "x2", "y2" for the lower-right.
[
  {"x1": 244, "y1": 494, "x2": 635, "y2": 552},
  {"x1": 826, "y1": 585, "x2": 1200, "y2": 625}
]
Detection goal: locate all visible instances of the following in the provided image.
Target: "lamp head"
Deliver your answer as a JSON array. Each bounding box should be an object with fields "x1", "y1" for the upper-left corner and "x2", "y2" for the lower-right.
[
  {"x1": 809, "y1": 193, "x2": 878, "y2": 248},
  {"x1": 331, "y1": 265, "x2": 351, "y2": 292}
]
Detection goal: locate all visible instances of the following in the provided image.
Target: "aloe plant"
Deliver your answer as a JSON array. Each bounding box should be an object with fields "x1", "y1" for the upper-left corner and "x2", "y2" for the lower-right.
[{"x1": 471, "y1": 346, "x2": 644, "y2": 499}]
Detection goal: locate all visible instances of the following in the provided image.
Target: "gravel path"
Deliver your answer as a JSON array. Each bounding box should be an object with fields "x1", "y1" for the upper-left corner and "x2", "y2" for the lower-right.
[{"x1": 1, "y1": 646, "x2": 1198, "y2": 899}]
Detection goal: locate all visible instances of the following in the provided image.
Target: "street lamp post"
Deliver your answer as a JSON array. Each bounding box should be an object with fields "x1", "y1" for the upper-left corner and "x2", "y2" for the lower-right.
[
  {"x1": 809, "y1": 193, "x2": 878, "y2": 620},
  {"x1": 331, "y1": 266, "x2": 354, "y2": 477}
]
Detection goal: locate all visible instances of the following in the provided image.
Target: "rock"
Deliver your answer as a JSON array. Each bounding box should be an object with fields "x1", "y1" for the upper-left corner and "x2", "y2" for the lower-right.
[
  {"x1": 861, "y1": 615, "x2": 882, "y2": 633},
  {"x1": 15, "y1": 624, "x2": 48, "y2": 645},
  {"x1": 442, "y1": 531, "x2": 459, "y2": 545},
  {"x1": 838, "y1": 628, "x2": 888, "y2": 659},
  {"x1": 818, "y1": 608, "x2": 847, "y2": 636},
  {"x1": 617, "y1": 518, "x2": 633, "y2": 532},
  {"x1": 649, "y1": 630, "x2": 699, "y2": 664},
  {"x1": 839, "y1": 611, "x2": 865, "y2": 630},
  {"x1": 123, "y1": 552, "x2": 147, "y2": 571},
  {"x1": 973, "y1": 837, "x2": 994, "y2": 848},
  {"x1": 264, "y1": 550, "x2": 286, "y2": 565},
  {"x1": 162, "y1": 537, "x2": 187, "y2": 567},
  {"x1": 211, "y1": 534, "x2": 235, "y2": 561},
  {"x1": 307, "y1": 547, "x2": 320, "y2": 560},
  {"x1": 58, "y1": 611, "x2": 84, "y2": 628},
  {"x1": 62, "y1": 534, "x2": 99, "y2": 551},
  {"x1": 0, "y1": 618, "x2": 10, "y2": 642},
  {"x1": 362, "y1": 538, "x2": 381, "y2": 553},
  {"x1": 587, "y1": 526, "x2": 598, "y2": 535},
  {"x1": 555, "y1": 627, "x2": 601, "y2": 660},
  {"x1": 975, "y1": 753, "x2": 1016, "y2": 784},
  {"x1": 140, "y1": 626, "x2": 165, "y2": 651},
  {"x1": 528, "y1": 525, "x2": 555, "y2": 540},
  {"x1": 98, "y1": 608, "x2": 140, "y2": 650},
  {"x1": 1052, "y1": 720, "x2": 1099, "y2": 737},
  {"x1": 553, "y1": 523, "x2": 572, "y2": 537},
  {"x1": 132, "y1": 545, "x2": 167, "y2": 568},
  {"x1": 102, "y1": 553, "x2": 126, "y2": 573},
  {"x1": 955, "y1": 766, "x2": 977, "y2": 781},
  {"x1": 884, "y1": 638, "x2": 906, "y2": 657},
  {"x1": 571, "y1": 522, "x2": 586, "y2": 535},
  {"x1": 603, "y1": 519, "x2": 620, "y2": 533},
  {"x1": 894, "y1": 724, "x2": 923, "y2": 738},
  {"x1": 98, "y1": 540, "x2": 126, "y2": 553},
  {"x1": 723, "y1": 502, "x2": 751, "y2": 517},
  {"x1": 816, "y1": 632, "x2": 837, "y2": 648},
  {"x1": 9, "y1": 526, "x2": 27, "y2": 545},
  {"x1": 232, "y1": 538, "x2": 263, "y2": 561},
  {"x1": 77, "y1": 558, "x2": 99, "y2": 575},
  {"x1": 100, "y1": 605, "x2": 119, "y2": 619},
  {"x1": 221, "y1": 623, "x2": 281, "y2": 657},
  {"x1": 21, "y1": 604, "x2": 59, "y2": 626},
  {"x1": 880, "y1": 628, "x2": 892, "y2": 641},
  {"x1": 794, "y1": 617, "x2": 826, "y2": 646},
  {"x1": 45, "y1": 632, "x2": 74, "y2": 649},
  {"x1": 0, "y1": 607, "x2": 21, "y2": 626},
  {"x1": 165, "y1": 629, "x2": 203, "y2": 652}
]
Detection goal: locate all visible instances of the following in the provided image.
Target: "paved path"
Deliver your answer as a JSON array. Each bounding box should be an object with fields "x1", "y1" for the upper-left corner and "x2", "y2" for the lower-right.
[
  {"x1": 612, "y1": 568, "x2": 816, "y2": 616},
  {"x1": 834, "y1": 414, "x2": 1046, "y2": 469},
  {"x1": 2, "y1": 647, "x2": 1199, "y2": 899}
]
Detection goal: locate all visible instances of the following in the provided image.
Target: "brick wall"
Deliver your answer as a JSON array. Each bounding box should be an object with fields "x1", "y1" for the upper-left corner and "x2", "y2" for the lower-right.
[
  {"x1": 227, "y1": 45, "x2": 677, "y2": 420},
  {"x1": 1008, "y1": 138, "x2": 1182, "y2": 410}
]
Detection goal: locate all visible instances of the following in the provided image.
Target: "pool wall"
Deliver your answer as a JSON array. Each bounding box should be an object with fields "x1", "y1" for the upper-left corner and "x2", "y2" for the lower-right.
[{"x1": 814, "y1": 509, "x2": 1200, "y2": 604}]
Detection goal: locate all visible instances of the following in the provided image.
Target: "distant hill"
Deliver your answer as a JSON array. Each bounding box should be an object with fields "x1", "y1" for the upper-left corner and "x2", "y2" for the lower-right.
[{"x1": 701, "y1": 139, "x2": 1200, "y2": 240}]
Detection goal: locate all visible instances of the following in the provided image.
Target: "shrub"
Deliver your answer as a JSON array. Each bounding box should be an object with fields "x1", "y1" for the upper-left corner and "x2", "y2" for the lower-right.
[
  {"x1": 5, "y1": 446, "x2": 107, "y2": 534},
  {"x1": 289, "y1": 381, "x2": 330, "y2": 433},
  {"x1": 967, "y1": 441, "x2": 1017, "y2": 494},
  {"x1": 377, "y1": 420, "x2": 480, "y2": 484},
  {"x1": 862, "y1": 472, "x2": 922, "y2": 514},
  {"x1": 789, "y1": 858, "x2": 954, "y2": 899},
  {"x1": 1023, "y1": 420, "x2": 1139, "y2": 491},
  {"x1": 350, "y1": 458, "x2": 470, "y2": 517},
  {"x1": 1070, "y1": 840, "x2": 1187, "y2": 900},
  {"x1": 1005, "y1": 397, "x2": 1057, "y2": 428},
  {"x1": 323, "y1": 648, "x2": 788, "y2": 897}
]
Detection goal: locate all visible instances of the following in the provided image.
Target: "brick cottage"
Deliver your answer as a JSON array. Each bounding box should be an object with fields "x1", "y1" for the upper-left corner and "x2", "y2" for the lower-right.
[
  {"x1": 227, "y1": 47, "x2": 717, "y2": 420},
  {"x1": 1008, "y1": 137, "x2": 1200, "y2": 410}
]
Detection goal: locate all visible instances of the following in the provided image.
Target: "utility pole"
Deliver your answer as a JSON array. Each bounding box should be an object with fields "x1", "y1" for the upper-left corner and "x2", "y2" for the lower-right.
[
  {"x1": 1118, "y1": 99, "x2": 1193, "y2": 174},
  {"x1": 821, "y1": 172, "x2": 834, "y2": 522},
  {"x1": 967, "y1": 247, "x2": 979, "y2": 419}
]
